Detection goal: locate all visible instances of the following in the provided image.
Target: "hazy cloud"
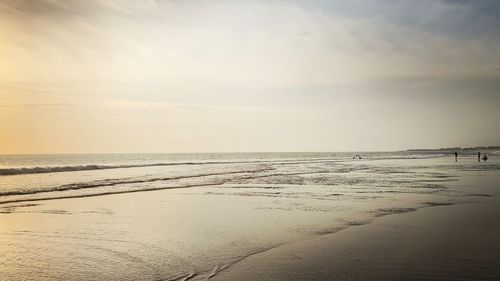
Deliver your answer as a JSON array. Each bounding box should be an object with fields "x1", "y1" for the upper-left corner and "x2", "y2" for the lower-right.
[{"x1": 0, "y1": 0, "x2": 499, "y2": 153}]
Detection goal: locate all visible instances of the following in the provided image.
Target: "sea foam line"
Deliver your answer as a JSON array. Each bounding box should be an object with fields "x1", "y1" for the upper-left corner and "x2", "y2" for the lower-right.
[
  {"x1": 0, "y1": 154, "x2": 444, "y2": 176},
  {"x1": 0, "y1": 167, "x2": 274, "y2": 198},
  {"x1": 0, "y1": 158, "x2": 340, "y2": 176}
]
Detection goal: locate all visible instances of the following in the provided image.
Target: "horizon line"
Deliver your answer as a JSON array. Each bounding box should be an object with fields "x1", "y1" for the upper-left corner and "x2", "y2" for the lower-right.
[{"x1": 1, "y1": 146, "x2": 498, "y2": 156}]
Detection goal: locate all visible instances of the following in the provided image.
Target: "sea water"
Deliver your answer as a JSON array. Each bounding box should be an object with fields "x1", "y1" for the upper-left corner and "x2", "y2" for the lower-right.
[{"x1": 0, "y1": 152, "x2": 498, "y2": 280}]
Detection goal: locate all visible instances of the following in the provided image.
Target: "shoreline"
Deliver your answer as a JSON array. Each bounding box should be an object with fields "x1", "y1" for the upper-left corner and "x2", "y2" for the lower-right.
[
  {"x1": 1, "y1": 157, "x2": 498, "y2": 281},
  {"x1": 214, "y1": 197, "x2": 500, "y2": 280},
  {"x1": 183, "y1": 202, "x2": 468, "y2": 280}
]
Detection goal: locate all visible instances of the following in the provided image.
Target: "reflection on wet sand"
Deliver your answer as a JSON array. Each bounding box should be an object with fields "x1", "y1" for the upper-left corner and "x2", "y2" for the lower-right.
[{"x1": 0, "y1": 155, "x2": 499, "y2": 280}]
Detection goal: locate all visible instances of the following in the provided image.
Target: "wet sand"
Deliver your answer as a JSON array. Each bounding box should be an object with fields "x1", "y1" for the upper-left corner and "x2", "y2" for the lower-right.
[
  {"x1": 215, "y1": 189, "x2": 500, "y2": 280},
  {"x1": 1, "y1": 157, "x2": 499, "y2": 280}
]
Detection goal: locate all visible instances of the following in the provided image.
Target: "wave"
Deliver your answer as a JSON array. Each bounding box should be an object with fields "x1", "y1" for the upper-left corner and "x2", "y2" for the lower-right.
[
  {"x1": 0, "y1": 166, "x2": 274, "y2": 198},
  {"x1": 0, "y1": 159, "x2": 334, "y2": 176},
  {"x1": 0, "y1": 154, "x2": 447, "y2": 176},
  {"x1": 0, "y1": 164, "x2": 135, "y2": 176},
  {"x1": 0, "y1": 162, "x2": 271, "y2": 176},
  {"x1": 0, "y1": 156, "x2": 455, "y2": 203},
  {"x1": 0, "y1": 182, "x2": 223, "y2": 207},
  {"x1": 0, "y1": 166, "x2": 360, "y2": 202}
]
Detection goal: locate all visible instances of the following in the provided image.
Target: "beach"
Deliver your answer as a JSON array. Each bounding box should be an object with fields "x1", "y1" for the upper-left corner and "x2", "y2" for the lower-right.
[
  {"x1": 0, "y1": 153, "x2": 499, "y2": 280},
  {"x1": 3, "y1": 1, "x2": 500, "y2": 280},
  {"x1": 215, "y1": 180, "x2": 500, "y2": 280}
]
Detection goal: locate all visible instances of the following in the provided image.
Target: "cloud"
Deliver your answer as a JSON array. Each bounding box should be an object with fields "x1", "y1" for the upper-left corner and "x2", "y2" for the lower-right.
[{"x1": 0, "y1": 0, "x2": 499, "y2": 152}]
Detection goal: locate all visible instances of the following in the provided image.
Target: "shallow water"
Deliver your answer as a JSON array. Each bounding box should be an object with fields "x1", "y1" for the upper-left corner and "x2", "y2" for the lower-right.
[{"x1": 0, "y1": 153, "x2": 498, "y2": 280}]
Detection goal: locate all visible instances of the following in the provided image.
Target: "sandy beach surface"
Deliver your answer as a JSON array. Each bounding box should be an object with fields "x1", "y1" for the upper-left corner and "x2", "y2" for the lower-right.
[
  {"x1": 215, "y1": 194, "x2": 500, "y2": 280},
  {"x1": 0, "y1": 154, "x2": 499, "y2": 280}
]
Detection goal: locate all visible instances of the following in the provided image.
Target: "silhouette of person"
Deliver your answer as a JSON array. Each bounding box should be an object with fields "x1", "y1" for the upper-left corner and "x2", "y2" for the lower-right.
[
  {"x1": 482, "y1": 154, "x2": 488, "y2": 162},
  {"x1": 478, "y1": 151, "x2": 481, "y2": 162},
  {"x1": 454, "y1": 152, "x2": 458, "y2": 162}
]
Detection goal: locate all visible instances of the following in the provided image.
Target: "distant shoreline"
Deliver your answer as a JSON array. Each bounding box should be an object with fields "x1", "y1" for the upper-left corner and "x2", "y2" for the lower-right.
[{"x1": 406, "y1": 146, "x2": 500, "y2": 152}]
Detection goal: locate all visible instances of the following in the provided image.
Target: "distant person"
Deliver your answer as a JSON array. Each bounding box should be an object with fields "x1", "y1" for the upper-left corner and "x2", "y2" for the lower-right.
[
  {"x1": 454, "y1": 152, "x2": 458, "y2": 162},
  {"x1": 478, "y1": 151, "x2": 481, "y2": 162},
  {"x1": 482, "y1": 154, "x2": 488, "y2": 162}
]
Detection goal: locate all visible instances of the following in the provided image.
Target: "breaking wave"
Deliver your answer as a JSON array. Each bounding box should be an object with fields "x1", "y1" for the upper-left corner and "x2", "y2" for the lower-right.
[
  {"x1": 0, "y1": 153, "x2": 446, "y2": 176},
  {"x1": 0, "y1": 159, "x2": 332, "y2": 176},
  {"x1": 0, "y1": 167, "x2": 274, "y2": 197}
]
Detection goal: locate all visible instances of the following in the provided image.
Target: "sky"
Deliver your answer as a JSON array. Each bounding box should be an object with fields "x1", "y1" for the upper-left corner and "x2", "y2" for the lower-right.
[{"x1": 1, "y1": 0, "x2": 500, "y2": 153}]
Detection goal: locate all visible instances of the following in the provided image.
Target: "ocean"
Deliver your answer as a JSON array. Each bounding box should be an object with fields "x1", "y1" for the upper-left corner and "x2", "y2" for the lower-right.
[
  {"x1": 0, "y1": 151, "x2": 450, "y2": 204},
  {"x1": 0, "y1": 152, "x2": 499, "y2": 280}
]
